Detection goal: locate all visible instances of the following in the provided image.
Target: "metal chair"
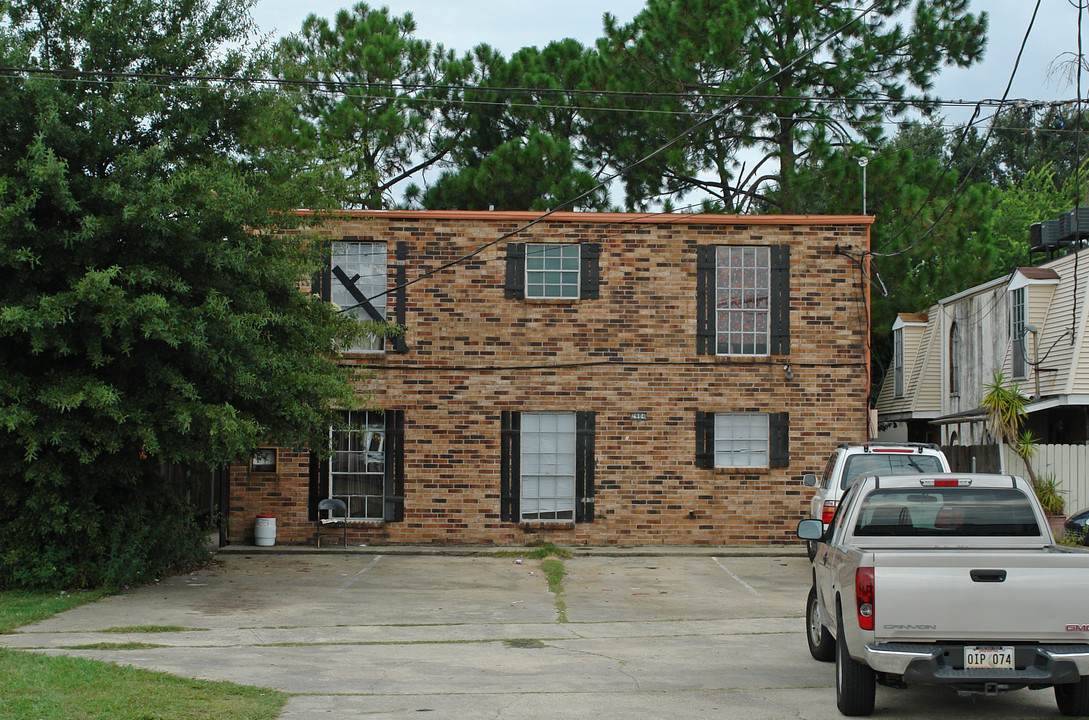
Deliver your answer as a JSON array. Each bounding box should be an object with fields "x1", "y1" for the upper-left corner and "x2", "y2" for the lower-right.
[{"x1": 317, "y1": 498, "x2": 348, "y2": 548}]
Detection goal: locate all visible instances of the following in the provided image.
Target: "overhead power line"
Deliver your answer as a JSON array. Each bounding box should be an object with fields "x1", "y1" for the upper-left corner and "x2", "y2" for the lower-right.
[
  {"x1": 0, "y1": 64, "x2": 1077, "y2": 115},
  {"x1": 329, "y1": 0, "x2": 891, "y2": 315},
  {"x1": 872, "y1": 0, "x2": 1044, "y2": 259}
]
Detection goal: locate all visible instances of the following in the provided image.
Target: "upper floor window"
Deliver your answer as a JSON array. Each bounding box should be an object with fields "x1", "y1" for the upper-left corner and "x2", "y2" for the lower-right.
[
  {"x1": 1011, "y1": 287, "x2": 1026, "y2": 378},
  {"x1": 949, "y1": 322, "x2": 960, "y2": 395},
  {"x1": 893, "y1": 326, "x2": 904, "y2": 398},
  {"x1": 331, "y1": 241, "x2": 387, "y2": 353},
  {"x1": 505, "y1": 242, "x2": 600, "y2": 300},
  {"x1": 526, "y1": 244, "x2": 580, "y2": 298},
  {"x1": 717, "y1": 246, "x2": 770, "y2": 355},
  {"x1": 696, "y1": 245, "x2": 790, "y2": 356}
]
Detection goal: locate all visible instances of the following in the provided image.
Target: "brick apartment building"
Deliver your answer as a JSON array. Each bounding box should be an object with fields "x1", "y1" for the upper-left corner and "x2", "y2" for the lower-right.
[{"x1": 227, "y1": 210, "x2": 872, "y2": 546}]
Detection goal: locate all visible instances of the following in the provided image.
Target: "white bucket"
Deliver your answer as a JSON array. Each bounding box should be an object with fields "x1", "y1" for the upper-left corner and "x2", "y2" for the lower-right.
[{"x1": 255, "y1": 514, "x2": 276, "y2": 546}]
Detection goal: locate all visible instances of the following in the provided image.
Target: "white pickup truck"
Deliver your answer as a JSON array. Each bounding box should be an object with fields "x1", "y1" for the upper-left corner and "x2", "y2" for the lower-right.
[{"x1": 797, "y1": 473, "x2": 1089, "y2": 716}]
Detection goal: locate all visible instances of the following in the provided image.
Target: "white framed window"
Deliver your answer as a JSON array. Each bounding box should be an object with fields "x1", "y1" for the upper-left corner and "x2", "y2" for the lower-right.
[
  {"x1": 330, "y1": 410, "x2": 385, "y2": 520},
  {"x1": 893, "y1": 326, "x2": 904, "y2": 398},
  {"x1": 1011, "y1": 287, "x2": 1026, "y2": 378},
  {"x1": 331, "y1": 241, "x2": 387, "y2": 353},
  {"x1": 526, "y1": 244, "x2": 580, "y2": 299},
  {"x1": 520, "y1": 412, "x2": 576, "y2": 520},
  {"x1": 716, "y1": 246, "x2": 770, "y2": 355},
  {"x1": 714, "y1": 412, "x2": 769, "y2": 468}
]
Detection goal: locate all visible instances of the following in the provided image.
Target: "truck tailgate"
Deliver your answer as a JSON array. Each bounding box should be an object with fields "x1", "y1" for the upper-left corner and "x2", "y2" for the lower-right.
[{"x1": 872, "y1": 549, "x2": 1089, "y2": 643}]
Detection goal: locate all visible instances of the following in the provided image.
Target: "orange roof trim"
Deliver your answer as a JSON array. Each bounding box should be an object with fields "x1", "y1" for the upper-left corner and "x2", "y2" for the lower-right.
[{"x1": 294, "y1": 208, "x2": 874, "y2": 227}]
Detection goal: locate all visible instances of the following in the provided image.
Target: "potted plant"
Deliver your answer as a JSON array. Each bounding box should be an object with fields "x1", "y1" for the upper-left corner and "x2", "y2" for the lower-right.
[{"x1": 1035, "y1": 474, "x2": 1066, "y2": 540}]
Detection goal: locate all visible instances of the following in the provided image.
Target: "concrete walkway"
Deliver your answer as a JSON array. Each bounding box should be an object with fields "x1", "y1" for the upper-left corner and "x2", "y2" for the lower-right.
[{"x1": 1, "y1": 546, "x2": 1063, "y2": 719}]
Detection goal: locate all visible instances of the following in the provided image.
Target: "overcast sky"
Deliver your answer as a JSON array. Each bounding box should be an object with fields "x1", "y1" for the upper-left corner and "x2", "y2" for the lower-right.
[{"x1": 250, "y1": 0, "x2": 1087, "y2": 113}]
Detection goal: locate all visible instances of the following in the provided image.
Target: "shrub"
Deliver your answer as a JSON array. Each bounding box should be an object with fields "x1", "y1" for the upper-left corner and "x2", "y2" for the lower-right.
[{"x1": 0, "y1": 465, "x2": 209, "y2": 590}]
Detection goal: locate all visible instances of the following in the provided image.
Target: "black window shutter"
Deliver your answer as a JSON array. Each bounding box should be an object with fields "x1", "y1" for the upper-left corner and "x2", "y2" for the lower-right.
[
  {"x1": 383, "y1": 410, "x2": 405, "y2": 522},
  {"x1": 312, "y1": 247, "x2": 331, "y2": 302},
  {"x1": 769, "y1": 412, "x2": 789, "y2": 468},
  {"x1": 696, "y1": 245, "x2": 715, "y2": 355},
  {"x1": 308, "y1": 451, "x2": 330, "y2": 521},
  {"x1": 504, "y1": 243, "x2": 526, "y2": 299},
  {"x1": 392, "y1": 241, "x2": 409, "y2": 354},
  {"x1": 580, "y1": 244, "x2": 601, "y2": 300},
  {"x1": 575, "y1": 411, "x2": 596, "y2": 523},
  {"x1": 500, "y1": 411, "x2": 521, "y2": 521},
  {"x1": 771, "y1": 244, "x2": 791, "y2": 355},
  {"x1": 695, "y1": 411, "x2": 715, "y2": 468}
]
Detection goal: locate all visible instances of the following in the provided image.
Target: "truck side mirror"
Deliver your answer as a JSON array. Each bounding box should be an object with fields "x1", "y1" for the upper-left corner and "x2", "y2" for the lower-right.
[
  {"x1": 797, "y1": 519, "x2": 824, "y2": 540},
  {"x1": 803, "y1": 473, "x2": 819, "y2": 487}
]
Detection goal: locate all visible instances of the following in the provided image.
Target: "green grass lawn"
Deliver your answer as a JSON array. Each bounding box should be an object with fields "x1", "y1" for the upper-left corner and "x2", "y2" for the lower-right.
[{"x1": 0, "y1": 590, "x2": 288, "y2": 720}]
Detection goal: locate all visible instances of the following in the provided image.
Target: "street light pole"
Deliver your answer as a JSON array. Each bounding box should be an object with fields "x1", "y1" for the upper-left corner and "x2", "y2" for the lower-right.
[{"x1": 858, "y1": 156, "x2": 869, "y2": 215}]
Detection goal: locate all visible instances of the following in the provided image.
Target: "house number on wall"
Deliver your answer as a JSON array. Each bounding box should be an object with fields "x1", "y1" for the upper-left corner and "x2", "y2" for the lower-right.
[{"x1": 629, "y1": 412, "x2": 648, "y2": 422}]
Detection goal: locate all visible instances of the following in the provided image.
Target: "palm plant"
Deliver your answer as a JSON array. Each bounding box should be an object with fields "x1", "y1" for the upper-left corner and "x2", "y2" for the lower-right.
[{"x1": 981, "y1": 371, "x2": 1040, "y2": 489}]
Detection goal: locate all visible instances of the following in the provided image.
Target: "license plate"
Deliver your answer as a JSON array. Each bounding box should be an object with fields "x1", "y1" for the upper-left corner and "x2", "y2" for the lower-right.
[{"x1": 964, "y1": 646, "x2": 1014, "y2": 670}]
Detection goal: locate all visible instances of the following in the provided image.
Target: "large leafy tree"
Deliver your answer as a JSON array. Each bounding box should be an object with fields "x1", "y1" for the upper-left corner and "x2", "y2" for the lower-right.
[
  {"x1": 0, "y1": 0, "x2": 359, "y2": 588},
  {"x1": 589, "y1": 0, "x2": 987, "y2": 212}
]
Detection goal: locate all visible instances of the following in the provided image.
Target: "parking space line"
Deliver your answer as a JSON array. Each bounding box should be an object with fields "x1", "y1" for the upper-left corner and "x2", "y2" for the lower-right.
[
  {"x1": 337, "y1": 555, "x2": 384, "y2": 592},
  {"x1": 711, "y1": 557, "x2": 760, "y2": 596}
]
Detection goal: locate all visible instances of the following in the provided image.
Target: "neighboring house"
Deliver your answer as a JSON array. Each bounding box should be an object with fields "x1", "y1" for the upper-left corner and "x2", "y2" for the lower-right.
[
  {"x1": 229, "y1": 210, "x2": 873, "y2": 546},
  {"x1": 876, "y1": 250, "x2": 1089, "y2": 448}
]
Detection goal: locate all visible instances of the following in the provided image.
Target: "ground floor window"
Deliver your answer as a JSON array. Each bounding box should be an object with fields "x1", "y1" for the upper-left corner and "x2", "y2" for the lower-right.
[
  {"x1": 696, "y1": 411, "x2": 789, "y2": 469},
  {"x1": 330, "y1": 409, "x2": 385, "y2": 519},
  {"x1": 520, "y1": 412, "x2": 577, "y2": 521},
  {"x1": 714, "y1": 412, "x2": 769, "y2": 468},
  {"x1": 501, "y1": 410, "x2": 595, "y2": 523}
]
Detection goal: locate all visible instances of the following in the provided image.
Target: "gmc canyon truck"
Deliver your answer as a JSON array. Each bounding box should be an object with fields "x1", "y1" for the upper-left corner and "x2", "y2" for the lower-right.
[{"x1": 797, "y1": 473, "x2": 1089, "y2": 716}]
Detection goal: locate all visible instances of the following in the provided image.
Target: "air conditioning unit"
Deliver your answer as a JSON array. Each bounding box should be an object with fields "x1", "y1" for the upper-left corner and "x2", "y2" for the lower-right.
[
  {"x1": 1030, "y1": 218, "x2": 1062, "y2": 252},
  {"x1": 1057, "y1": 207, "x2": 1089, "y2": 245}
]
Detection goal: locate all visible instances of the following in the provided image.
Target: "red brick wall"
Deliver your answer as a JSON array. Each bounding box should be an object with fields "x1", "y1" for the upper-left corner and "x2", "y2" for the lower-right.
[{"x1": 228, "y1": 211, "x2": 871, "y2": 546}]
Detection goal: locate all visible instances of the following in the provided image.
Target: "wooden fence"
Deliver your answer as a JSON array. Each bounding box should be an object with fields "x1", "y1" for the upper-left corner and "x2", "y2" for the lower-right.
[{"x1": 943, "y1": 443, "x2": 1089, "y2": 515}]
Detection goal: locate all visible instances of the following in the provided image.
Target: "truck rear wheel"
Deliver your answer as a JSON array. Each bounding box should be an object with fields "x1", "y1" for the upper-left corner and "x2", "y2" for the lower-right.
[
  {"x1": 1055, "y1": 676, "x2": 1089, "y2": 716},
  {"x1": 836, "y1": 613, "x2": 875, "y2": 716},
  {"x1": 807, "y1": 586, "x2": 835, "y2": 661}
]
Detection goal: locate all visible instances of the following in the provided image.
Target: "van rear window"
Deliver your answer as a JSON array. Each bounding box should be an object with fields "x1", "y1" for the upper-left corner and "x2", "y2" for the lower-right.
[
  {"x1": 853, "y1": 488, "x2": 1041, "y2": 537},
  {"x1": 840, "y1": 454, "x2": 945, "y2": 489}
]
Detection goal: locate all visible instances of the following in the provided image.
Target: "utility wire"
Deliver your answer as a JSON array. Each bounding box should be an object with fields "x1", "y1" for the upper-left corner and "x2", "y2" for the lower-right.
[
  {"x1": 336, "y1": 0, "x2": 888, "y2": 313},
  {"x1": 0, "y1": 63, "x2": 1056, "y2": 111},
  {"x1": 1072, "y1": 0, "x2": 1085, "y2": 347},
  {"x1": 869, "y1": 0, "x2": 1043, "y2": 260}
]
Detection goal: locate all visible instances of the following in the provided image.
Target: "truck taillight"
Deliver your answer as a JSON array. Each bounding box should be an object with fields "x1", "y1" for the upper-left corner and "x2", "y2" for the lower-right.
[
  {"x1": 822, "y1": 500, "x2": 838, "y2": 525},
  {"x1": 856, "y1": 567, "x2": 875, "y2": 631}
]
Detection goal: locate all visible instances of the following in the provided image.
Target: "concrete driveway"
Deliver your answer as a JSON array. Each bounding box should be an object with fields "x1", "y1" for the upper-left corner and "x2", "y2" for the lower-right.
[{"x1": 1, "y1": 547, "x2": 1063, "y2": 719}]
